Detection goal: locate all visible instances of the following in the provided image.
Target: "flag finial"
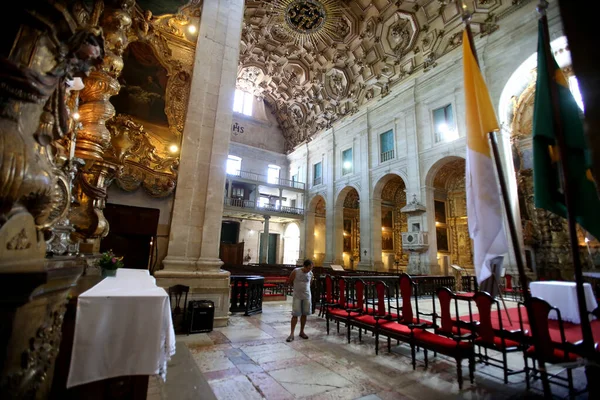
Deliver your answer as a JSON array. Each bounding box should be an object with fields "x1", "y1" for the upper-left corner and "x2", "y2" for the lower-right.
[
  {"x1": 460, "y1": 1, "x2": 472, "y2": 24},
  {"x1": 536, "y1": 0, "x2": 549, "y2": 16}
]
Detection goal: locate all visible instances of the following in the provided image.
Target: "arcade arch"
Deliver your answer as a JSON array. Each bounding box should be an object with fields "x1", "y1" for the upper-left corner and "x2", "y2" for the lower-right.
[
  {"x1": 335, "y1": 187, "x2": 360, "y2": 269},
  {"x1": 372, "y1": 174, "x2": 408, "y2": 271},
  {"x1": 427, "y1": 157, "x2": 473, "y2": 275}
]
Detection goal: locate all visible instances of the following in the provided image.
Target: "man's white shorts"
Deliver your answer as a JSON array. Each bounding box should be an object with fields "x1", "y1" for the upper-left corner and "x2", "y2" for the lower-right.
[{"x1": 292, "y1": 297, "x2": 311, "y2": 316}]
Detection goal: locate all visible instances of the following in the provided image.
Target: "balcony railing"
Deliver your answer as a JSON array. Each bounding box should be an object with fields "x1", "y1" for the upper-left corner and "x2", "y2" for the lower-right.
[
  {"x1": 224, "y1": 197, "x2": 304, "y2": 216},
  {"x1": 313, "y1": 176, "x2": 322, "y2": 186},
  {"x1": 381, "y1": 150, "x2": 395, "y2": 162},
  {"x1": 227, "y1": 170, "x2": 305, "y2": 190}
]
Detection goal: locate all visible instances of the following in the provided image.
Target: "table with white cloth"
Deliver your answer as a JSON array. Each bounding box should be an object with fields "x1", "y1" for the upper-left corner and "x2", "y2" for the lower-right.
[
  {"x1": 67, "y1": 269, "x2": 176, "y2": 389},
  {"x1": 529, "y1": 281, "x2": 598, "y2": 324}
]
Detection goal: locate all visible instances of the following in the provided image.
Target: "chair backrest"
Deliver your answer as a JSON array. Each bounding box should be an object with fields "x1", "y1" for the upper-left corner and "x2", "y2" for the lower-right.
[
  {"x1": 528, "y1": 297, "x2": 568, "y2": 361},
  {"x1": 325, "y1": 275, "x2": 334, "y2": 303},
  {"x1": 473, "y1": 291, "x2": 501, "y2": 344},
  {"x1": 338, "y1": 278, "x2": 347, "y2": 308},
  {"x1": 505, "y1": 274, "x2": 513, "y2": 290},
  {"x1": 436, "y1": 287, "x2": 455, "y2": 335},
  {"x1": 399, "y1": 273, "x2": 414, "y2": 322},
  {"x1": 354, "y1": 279, "x2": 365, "y2": 311},
  {"x1": 168, "y1": 284, "x2": 189, "y2": 316}
]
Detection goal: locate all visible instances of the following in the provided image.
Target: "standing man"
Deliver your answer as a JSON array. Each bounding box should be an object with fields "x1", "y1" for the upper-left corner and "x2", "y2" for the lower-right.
[{"x1": 286, "y1": 259, "x2": 314, "y2": 342}]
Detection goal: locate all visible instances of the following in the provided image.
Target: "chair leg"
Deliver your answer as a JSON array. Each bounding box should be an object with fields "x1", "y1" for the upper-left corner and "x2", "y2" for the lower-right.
[
  {"x1": 457, "y1": 360, "x2": 463, "y2": 390},
  {"x1": 375, "y1": 332, "x2": 379, "y2": 355},
  {"x1": 469, "y1": 355, "x2": 475, "y2": 384},
  {"x1": 524, "y1": 356, "x2": 530, "y2": 390},
  {"x1": 411, "y1": 345, "x2": 416, "y2": 370},
  {"x1": 424, "y1": 349, "x2": 428, "y2": 369},
  {"x1": 503, "y1": 351, "x2": 508, "y2": 384},
  {"x1": 336, "y1": 320, "x2": 340, "y2": 333},
  {"x1": 347, "y1": 323, "x2": 351, "y2": 343},
  {"x1": 387, "y1": 337, "x2": 391, "y2": 353},
  {"x1": 567, "y1": 368, "x2": 574, "y2": 400},
  {"x1": 326, "y1": 316, "x2": 330, "y2": 335}
]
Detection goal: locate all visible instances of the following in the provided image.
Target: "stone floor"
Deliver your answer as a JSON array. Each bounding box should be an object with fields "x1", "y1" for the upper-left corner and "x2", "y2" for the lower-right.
[{"x1": 149, "y1": 297, "x2": 590, "y2": 399}]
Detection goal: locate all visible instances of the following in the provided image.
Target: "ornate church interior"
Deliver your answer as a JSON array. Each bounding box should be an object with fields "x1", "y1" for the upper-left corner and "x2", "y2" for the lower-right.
[{"x1": 2, "y1": 0, "x2": 600, "y2": 399}]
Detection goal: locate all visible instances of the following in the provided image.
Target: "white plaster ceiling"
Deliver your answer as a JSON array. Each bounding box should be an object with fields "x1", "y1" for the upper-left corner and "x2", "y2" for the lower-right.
[{"x1": 239, "y1": 0, "x2": 530, "y2": 152}]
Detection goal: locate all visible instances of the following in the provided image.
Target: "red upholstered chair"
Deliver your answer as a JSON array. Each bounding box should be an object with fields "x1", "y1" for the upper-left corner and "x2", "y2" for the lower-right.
[
  {"x1": 523, "y1": 297, "x2": 586, "y2": 397},
  {"x1": 433, "y1": 287, "x2": 476, "y2": 339},
  {"x1": 325, "y1": 278, "x2": 350, "y2": 335},
  {"x1": 347, "y1": 280, "x2": 389, "y2": 344},
  {"x1": 501, "y1": 274, "x2": 516, "y2": 301},
  {"x1": 472, "y1": 291, "x2": 525, "y2": 384},
  {"x1": 319, "y1": 275, "x2": 339, "y2": 317}
]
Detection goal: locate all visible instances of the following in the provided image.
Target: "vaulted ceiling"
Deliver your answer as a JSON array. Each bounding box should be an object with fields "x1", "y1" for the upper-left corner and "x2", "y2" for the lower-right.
[{"x1": 239, "y1": 0, "x2": 529, "y2": 152}]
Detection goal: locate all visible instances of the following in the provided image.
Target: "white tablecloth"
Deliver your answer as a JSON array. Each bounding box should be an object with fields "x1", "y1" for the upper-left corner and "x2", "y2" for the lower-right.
[
  {"x1": 529, "y1": 281, "x2": 598, "y2": 324},
  {"x1": 67, "y1": 269, "x2": 176, "y2": 388}
]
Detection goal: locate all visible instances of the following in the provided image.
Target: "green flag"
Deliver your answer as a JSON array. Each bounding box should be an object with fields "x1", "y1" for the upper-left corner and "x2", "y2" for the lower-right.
[{"x1": 533, "y1": 21, "x2": 600, "y2": 240}]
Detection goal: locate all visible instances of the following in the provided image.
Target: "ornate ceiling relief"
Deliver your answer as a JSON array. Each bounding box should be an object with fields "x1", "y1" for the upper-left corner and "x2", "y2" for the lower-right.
[{"x1": 243, "y1": 0, "x2": 527, "y2": 151}]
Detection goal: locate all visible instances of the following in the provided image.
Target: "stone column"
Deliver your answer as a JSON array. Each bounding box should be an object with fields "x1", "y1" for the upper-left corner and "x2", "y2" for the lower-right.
[
  {"x1": 155, "y1": 0, "x2": 244, "y2": 327},
  {"x1": 423, "y1": 184, "x2": 439, "y2": 274},
  {"x1": 358, "y1": 131, "x2": 375, "y2": 270},
  {"x1": 226, "y1": 178, "x2": 232, "y2": 199},
  {"x1": 332, "y1": 205, "x2": 345, "y2": 265},
  {"x1": 260, "y1": 215, "x2": 270, "y2": 263},
  {"x1": 298, "y1": 213, "x2": 310, "y2": 264},
  {"x1": 369, "y1": 197, "x2": 383, "y2": 270}
]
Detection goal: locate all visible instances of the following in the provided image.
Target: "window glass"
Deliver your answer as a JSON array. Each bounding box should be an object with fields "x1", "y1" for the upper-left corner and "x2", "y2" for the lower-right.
[
  {"x1": 267, "y1": 164, "x2": 280, "y2": 184},
  {"x1": 233, "y1": 89, "x2": 253, "y2": 116},
  {"x1": 342, "y1": 148, "x2": 353, "y2": 175},
  {"x1": 226, "y1": 155, "x2": 241, "y2": 175},
  {"x1": 433, "y1": 104, "x2": 457, "y2": 143},
  {"x1": 313, "y1": 162, "x2": 322, "y2": 185}
]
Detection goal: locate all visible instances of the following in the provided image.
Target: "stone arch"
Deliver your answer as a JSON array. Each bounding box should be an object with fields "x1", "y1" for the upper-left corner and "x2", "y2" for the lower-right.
[
  {"x1": 372, "y1": 173, "x2": 408, "y2": 271},
  {"x1": 335, "y1": 184, "x2": 361, "y2": 208},
  {"x1": 308, "y1": 194, "x2": 326, "y2": 213},
  {"x1": 426, "y1": 156, "x2": 471, "y2": 275},
  {"x1": 334, "y1": 186, "x2": 360, "y2": 268},
  {"x1": 372, "y1": 172, "x2": 409, "y2": 200},
  {"x1": 424, "y1": 155, "x2": 465, "y2": 190}
]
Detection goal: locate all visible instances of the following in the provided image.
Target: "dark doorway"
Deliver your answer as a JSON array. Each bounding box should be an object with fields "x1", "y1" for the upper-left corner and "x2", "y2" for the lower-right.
[
  {"x1": 101, "y1": 204, "x2": 160, "y2": 270},
  {"x1": 220, "y1": 221, "x2": 240, "y2": 244},
  {"x1": 259, "y1": 233, "x2": 279, "y2": 264}
]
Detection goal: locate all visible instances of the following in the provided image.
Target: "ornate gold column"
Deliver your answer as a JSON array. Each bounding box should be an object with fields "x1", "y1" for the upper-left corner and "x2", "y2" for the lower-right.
[{"x1": 69, "y1": 0, "x2": 134, "y2": 252}]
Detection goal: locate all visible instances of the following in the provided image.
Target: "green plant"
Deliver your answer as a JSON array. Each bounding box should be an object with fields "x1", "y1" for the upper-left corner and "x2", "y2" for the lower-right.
[{"x1": 98, "y1": 250, "x2": 124, "y2": 270}]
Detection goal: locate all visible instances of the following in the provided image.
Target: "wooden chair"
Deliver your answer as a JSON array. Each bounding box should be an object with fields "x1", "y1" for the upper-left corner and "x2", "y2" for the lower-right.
[
  {"x1": 168, "y1": 284, "x2": 189, "y2": 334},
  {"x1": 522, "y1": 297, "x2": 586, "y2": 398},
  {"x1": 472, "y1": 291, "x2": 525, "y2": 384}
]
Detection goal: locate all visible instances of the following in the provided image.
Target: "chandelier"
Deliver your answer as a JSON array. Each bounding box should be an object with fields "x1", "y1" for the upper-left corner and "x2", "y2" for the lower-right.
[{"x1": 265, "y1": 0, "x2": 344, "y2": 48}]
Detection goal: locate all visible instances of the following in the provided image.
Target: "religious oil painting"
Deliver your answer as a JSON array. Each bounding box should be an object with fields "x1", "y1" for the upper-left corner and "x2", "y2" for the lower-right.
[
  {"x1": 343, "y1": 219, "x2": 352, "y2": 252},
  {"x1": 434, "y1": 200, "x2": 446, "y2": 224},
  {"x1": 382, "y1": 231, "x2": 394, "y2": 251},
  {"x1": 436, "y1": 227, "x2": 449, "y2": 252},
  {"x1": 381, "y1": 208, "x2": 393, "y2": 229},
  {"x1": 112, "y1": 42, "x2": 168, "y2": 127}
]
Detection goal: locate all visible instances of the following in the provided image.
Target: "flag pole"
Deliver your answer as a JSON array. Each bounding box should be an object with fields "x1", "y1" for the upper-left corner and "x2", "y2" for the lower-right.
[
  {"x1": 537, "y1": 1, "x2": 599, "y2": 395},
  {"x1": 460, "y1": 2, "x2": 552, "y2": 397}
]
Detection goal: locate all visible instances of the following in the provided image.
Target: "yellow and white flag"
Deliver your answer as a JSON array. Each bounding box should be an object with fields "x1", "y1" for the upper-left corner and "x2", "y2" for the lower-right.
[{"x1": 462, "y1": 30, "x2": 508, "y2": 283}]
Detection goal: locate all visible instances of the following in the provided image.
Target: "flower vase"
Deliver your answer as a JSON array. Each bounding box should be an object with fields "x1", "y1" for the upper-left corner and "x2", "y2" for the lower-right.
[{"x1": 101, "y1": 268, "x2": 117, "y2": 278}]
